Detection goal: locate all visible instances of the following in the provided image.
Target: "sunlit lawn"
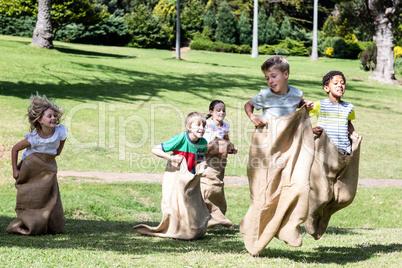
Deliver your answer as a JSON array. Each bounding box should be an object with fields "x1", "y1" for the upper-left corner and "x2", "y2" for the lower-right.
[{"x1": 0, "y1": 35, "x2": 401, "y2": 267}]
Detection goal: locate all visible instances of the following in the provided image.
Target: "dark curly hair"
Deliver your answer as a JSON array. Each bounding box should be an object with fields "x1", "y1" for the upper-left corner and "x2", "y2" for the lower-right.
[{"x1": 322, "y1": 71, "x2": 346, "y2": 88}]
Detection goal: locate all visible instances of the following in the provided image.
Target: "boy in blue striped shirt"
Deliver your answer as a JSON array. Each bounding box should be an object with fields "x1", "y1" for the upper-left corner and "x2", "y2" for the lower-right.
[{"x1": 310, "y1": 71, "x2": 360, "y2": 154}]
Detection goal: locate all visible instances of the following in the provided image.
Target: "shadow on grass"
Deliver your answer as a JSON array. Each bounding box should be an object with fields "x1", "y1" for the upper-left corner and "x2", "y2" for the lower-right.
[
  {"x1": 262, "y1": 243, "x2": 401, "y2": 264},
  {"x1": 55, "y1": 46, "x2": 138, "y2": 59},
  {"x1": 1, "y1": 216, "x2": 400, "y2": 264},
  {"x1": 0, "y1": 61, "x2": 260, "y2": 104},
  {"x1": 0, "y1": 216, "x2": 243, "y2": 254}
]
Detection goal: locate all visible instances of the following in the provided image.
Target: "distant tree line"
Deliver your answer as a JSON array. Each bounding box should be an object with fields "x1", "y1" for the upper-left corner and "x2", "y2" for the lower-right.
[{"x1": 0, "y1": 0, "x2": 400, "y2": 62}]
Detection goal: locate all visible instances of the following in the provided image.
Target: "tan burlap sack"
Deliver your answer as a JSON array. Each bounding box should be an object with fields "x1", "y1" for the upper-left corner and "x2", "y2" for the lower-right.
[
  {"x1": 200, "y1": 138, "x2": 235, "y2": 229},
  {"x1": 240, "y1": 107, "x2": 314, "y2": 256},
  {"x1": 6, "y1": 153, "x2": 64, "y2": 235},
  {"x1": 133, "y1": 158, "x2": 210, "y2": 240},
  {"x1": 305, "y1": 131, "x2": 361, "y2": 240}
]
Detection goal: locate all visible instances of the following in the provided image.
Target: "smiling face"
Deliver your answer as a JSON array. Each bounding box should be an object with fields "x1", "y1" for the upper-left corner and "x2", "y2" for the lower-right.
[
  {"x1": 324, "y1": 75, "x2": 346, "y2": 102},
  {"x1": 187, "y1": 119, "x2": 206, "y2": 141},
  {"x1": 263, "y1": 67, "x2": 289, "y2": 95},
  {"x1": 38, "y1": 108, "x2": 58, "y2": 129},
  {"x1": 210, "y1": 102, "x2": 226, "y2": 124}
]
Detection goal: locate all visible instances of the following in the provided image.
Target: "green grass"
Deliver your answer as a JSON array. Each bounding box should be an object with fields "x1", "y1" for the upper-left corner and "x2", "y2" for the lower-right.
[
  {"x1": 0, "y1": 180, "x2": 401, "y2": 267},
  {"x1": 0, "y1": 35, "x2": 401, "y2": 266},
  {"x1": 0, "y1": 35, "x2": 401, "y2": 179}
]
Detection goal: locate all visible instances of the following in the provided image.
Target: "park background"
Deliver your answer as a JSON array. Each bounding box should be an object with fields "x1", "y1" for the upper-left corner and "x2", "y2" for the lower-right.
[{"x1": 0, "y1": 0, "x2": 401, "y2": 267}]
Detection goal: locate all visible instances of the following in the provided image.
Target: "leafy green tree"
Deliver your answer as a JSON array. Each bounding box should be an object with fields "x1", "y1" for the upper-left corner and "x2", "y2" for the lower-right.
[
  {"x1": 257, "y1": 8, "x2": 267, "y2": 45},
  {"x1": 238, "y1": 10, "x2": 252, "y2": 46},
  {"x1": 0, "y1": 0, "x2": 106, "y2": 48},
  {"x1": 55, "y1": 10, "x2": 131, "y2": 46},
  {"x1": 335, "y1": 0, "x2": 401, "y2": 84},
  {"x1": 152, "y1": 0, "x2": 176, "y2": 46},
  {"x1": 125, "y1": 4, "x2": 170, "y2": 48},
  {"x1": 203, "y1": 9, "x2": 216, "y2": 39},
  {"x1": 321, "y1": 15, "x2": 338, "y2": 39},
  {"x1": 279, "y1": 16, "x2": 292, "y2": 39},
  {"x1": 51, "y1": 0, "x2": 106, "y2": 36},
  {"x1": 292, "y1": 25, "x2": 307, "y2": 42},
  {"x1": 32, "y1": 0, "x2": 53, "y2": 48},
  {"x1": 265, "y1": 15, "x2": 279, "y2": 45},
  {"x1": 181, "y1": 0, "x2": 206, "y2": 40},
  {"x1": 215, "y1": 1, "x2": 237, "y2": 44},
  {"x1": 0, "y1": 0, "x2": 36, "y2": 16}
]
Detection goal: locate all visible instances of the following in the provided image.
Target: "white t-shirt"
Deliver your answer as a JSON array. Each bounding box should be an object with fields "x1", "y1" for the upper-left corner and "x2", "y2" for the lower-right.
[
  {"x1": 252, "y1": 86, "x2": 303, "y2": 118},
  {"x1": 22, "y1": 125, "x2": 68, "y2": 160},
  {"x1": 203, "y1": 118, "x2": 229, "y2": 143}
]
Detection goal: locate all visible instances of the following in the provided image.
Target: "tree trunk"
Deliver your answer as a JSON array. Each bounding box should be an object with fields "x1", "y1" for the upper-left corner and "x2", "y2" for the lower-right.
[
  {"x1": 369, "y1": 1, "x2": 398, "y2": 84},
  {"x1": 251, "y1": 0, "x2": 258, "y2": 58},
  {"x1": 175, "y1": 0, "x2": 181, "y2": 59},
  {"x1": 32, "y1": 0, "x2": 53, "y2": 49},
  {"x1": 311, "y1": 0, "x2": 319, "y2": 61}
]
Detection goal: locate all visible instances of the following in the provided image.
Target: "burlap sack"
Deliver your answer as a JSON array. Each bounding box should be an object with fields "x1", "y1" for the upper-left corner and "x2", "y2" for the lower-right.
[
  {"x1": 240, "y1": 107, "x2": 314, "y2": 256},
  {"x1": 305, "y1": 130, "x2": 361, "y2": 240},
  {"x1": 200, "y1": 138, "x2": 235, "y2": 229},
  {"x1": 133, "y1": 158, "x2": 210, "y2": 240},
  {"x1": 6, "y1": 153, "x2": 64, "y2": 235}
]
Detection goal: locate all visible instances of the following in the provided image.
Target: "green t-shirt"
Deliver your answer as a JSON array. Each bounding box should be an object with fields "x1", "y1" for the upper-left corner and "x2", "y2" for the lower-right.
[{"x1": 162, "y1": 132, "x2": 207, "y2": 172}]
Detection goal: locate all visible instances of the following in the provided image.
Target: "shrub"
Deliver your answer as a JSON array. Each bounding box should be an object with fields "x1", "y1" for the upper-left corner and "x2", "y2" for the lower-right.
[
  {"x1": 190, "y1": 38, "x2": 215, "y2": 51},
  {"x1": 360, "y1": 43, "x2": 377, "y2": 71},
  {"x1": 291, "y1": 26, "x2": 307, "y2": 42},
  {"x1": 276, "y1": 38, "x2": 308, "y2": 56},
  {"x1": 395, "y1": 58, "x2": 402, "y2": 76},
  {"x1": 394, "y1": 46, "x2": 402, "y2": 59},
  {"x1": 190, "y1": 38, "x2": 247, "y2": 54},
  {"x1": 55, "y1": 10, "x2": 131, "y2": 46},
  {"x1": 258, "y1": 44, "x2": 276, "y2": 55},
  {"x1": 275, "y1": 48, "x2": 289, "y2": 56},
  {"x1": 239, "y1": 44, "x2": 251, "y2": 54},
  {"x1": 326, "y1": 47, "x2": 334, "y2": 57},
  {"x1": 321, "y1": 37, "x2": 362, "y2": 59},
  {"x1": 0, "y1": 15, "x2": 35, "y2": 37}
]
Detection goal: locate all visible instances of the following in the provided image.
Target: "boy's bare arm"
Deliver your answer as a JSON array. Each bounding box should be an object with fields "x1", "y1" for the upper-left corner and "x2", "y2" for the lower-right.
[
  {"x1": 152, "y1": 144, "x2": 183, "y2": 163},
  {"x1": 244, "y1": 100, "x2": 267, "y2": 126},
  {"x1": 348, "y1": 121, "x2": 360, "y2": 139},
  {"x1": 299, "y1": 99, "x2": 314, "y2": 111}
]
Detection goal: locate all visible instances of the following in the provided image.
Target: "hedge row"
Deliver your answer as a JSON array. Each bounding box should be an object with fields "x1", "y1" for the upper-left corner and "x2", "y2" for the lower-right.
[{"x1": 190, "y1": 38, "x2": 308, "y2": 56}]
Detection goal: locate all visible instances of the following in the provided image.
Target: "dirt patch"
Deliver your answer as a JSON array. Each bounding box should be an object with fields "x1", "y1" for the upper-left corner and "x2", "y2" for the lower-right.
[{"x1": 58, "y1": 170, "x2": 402, "y2": 188}]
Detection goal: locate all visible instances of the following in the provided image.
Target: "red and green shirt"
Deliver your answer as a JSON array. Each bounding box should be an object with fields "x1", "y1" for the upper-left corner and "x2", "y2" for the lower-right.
[{"x1": 162, "y1": 132, "x2": 208, "y2": 173}]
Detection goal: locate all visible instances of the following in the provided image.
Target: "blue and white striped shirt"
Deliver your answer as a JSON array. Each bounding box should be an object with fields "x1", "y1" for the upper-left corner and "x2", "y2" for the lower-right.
[{"x1": 310, "y1": 99, "x2": 355, "y2": 153}]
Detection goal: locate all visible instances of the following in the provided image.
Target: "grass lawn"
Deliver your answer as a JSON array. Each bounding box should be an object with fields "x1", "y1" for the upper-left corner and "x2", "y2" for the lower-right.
[
  {"x1": 0, "y1": 180, "x2": 401, "y2": 267},
  {"x1": 0, "y1": 35, "x2": 401, "y2": 179},
  {"x1": 0, "y1": 35, "x2": 401, "y2": 267}
]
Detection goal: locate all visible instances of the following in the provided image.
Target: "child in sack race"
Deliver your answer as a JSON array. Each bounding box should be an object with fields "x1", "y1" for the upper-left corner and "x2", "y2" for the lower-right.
[
  {"x1": 306, "y1": 70, "x2": 362, "y2": 240},
  {"x1": 241, "y1": 56, "x2": 315, "y2": 256},
  {"x1": 133, "y1": 112, "x2": 211, "y2": 240},
  {"x1": 201, "y1": 100, "x2": 237, "y2": 229},
  {"x1": 7, "y1": 93, "x2": 67, "y2": 235}
]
